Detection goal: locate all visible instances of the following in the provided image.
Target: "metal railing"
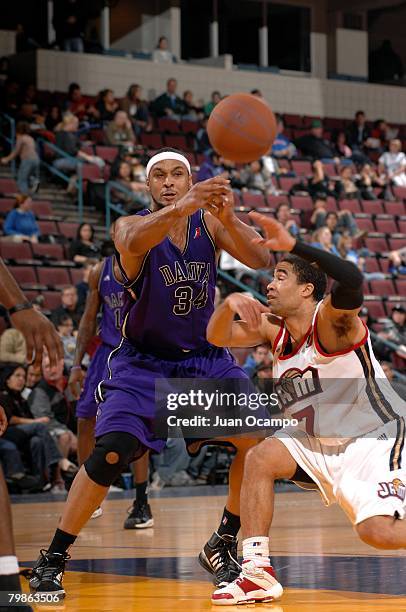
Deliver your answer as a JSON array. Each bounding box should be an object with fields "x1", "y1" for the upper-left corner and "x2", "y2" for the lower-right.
[
  {"x1": 37, "y1": 138, "x2": 84, "y2": 223},
  {"x1": 104, "y1": 180, "x2": 142, "y2": 237},
  {"x1": 0, "y1": 112, "x2": 16, "y2": 175}
]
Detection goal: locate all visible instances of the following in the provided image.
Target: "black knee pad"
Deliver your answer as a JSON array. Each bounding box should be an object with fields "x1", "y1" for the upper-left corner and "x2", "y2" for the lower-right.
[{"x1": 84, "y1": 432, "x2": 141, "y2": 487}]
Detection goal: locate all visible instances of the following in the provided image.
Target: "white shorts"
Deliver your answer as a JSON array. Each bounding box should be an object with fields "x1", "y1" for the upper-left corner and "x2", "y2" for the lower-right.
[{"x1": 274, "y1": 418, "x2": 406, "y2": 525}]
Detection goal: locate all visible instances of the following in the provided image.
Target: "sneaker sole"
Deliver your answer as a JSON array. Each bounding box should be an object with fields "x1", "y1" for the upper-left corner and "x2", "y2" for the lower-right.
[
  {"x1": 124, "y1": 518, "x2": 154, "y2": 529},
  {"x1": 30, "y1": 587, "x2": 65, "y2": 600},
  {"x1": 211, "y1": 584, "x2": 284, "y2": 606},
  {"x1": 91, "y1": 507, "x2": 103, "y2": 520}
]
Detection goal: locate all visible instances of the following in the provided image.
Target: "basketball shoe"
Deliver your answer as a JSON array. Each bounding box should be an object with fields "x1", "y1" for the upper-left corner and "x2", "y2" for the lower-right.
[
  {"x1": 123, "y1": 501, "x2": 154, "y2": 529},
  {"x1": 198, "y1": 532, "x2": 240, "y2": 586},
  {"x1": 211, "y1": 560, "x2": 283, "y2": 605},
  {"x1": 28, "y1": 550, "x2": 69, "y2": 599}
]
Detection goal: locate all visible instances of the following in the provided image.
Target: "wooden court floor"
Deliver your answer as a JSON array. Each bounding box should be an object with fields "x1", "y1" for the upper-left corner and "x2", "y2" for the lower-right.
[{"x1": 12, "y1": 489, "x2": 406, "y2": 611}]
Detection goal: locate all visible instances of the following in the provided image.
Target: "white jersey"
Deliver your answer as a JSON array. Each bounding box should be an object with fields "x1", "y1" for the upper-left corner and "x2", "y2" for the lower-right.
[{"x1": 272, "y1": 302, "x2": 406, "y2": 445}]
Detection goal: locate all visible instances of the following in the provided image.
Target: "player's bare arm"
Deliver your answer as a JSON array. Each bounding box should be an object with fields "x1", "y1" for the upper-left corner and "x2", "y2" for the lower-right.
[
  {"x1": 207, "y1": 292, "x2": 280, "y2": 348},
  {"x1": 250, "y1": 211, "x2": 365, "y2": 353},
  {"x1": 68, "y1": 260, "x2": 104, "y2": 399},
  {"x1": 204, "y1": 190, "x2": 271, "y2": 269},
  {"x1": 0, "y1": 257, "x2": 63, "y2": 368}
]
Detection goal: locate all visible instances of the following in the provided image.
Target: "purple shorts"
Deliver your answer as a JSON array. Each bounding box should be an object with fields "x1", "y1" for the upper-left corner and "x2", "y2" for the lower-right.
[
  {"x1": 94, "y1": 340, "x2": 248, "y2": 453},
  {"x1": 76, "y1": 343, "x2": 112, "y2": 419}
]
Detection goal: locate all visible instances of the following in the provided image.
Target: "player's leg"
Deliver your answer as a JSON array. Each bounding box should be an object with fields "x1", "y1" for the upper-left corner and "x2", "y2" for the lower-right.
[
  {"x1": 76, "y1": 417, "x2": 96, "y2": 466},
  {"x1": 124, "y1": 451, "x2": 154, "y2": 529},
  {"x1": 356, "y1": 515, "x2": 406, "y2": 549},
  {"x1": 211, "y1": 438, "x2": 296, "y2": 605},
  {"x1": 29, "y1": 431, "x2": 142, "y2": 598}
]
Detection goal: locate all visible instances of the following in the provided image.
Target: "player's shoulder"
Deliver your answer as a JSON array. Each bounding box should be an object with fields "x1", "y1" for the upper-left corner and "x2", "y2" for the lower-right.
[{"x1": 261, "y1": 313, "x2": 284, "y2": 345}]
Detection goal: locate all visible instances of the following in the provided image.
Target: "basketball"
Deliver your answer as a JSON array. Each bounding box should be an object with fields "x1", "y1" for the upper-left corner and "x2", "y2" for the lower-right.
[{"x1": 207, "y1": 92, "x2": 277, "y2": 163}]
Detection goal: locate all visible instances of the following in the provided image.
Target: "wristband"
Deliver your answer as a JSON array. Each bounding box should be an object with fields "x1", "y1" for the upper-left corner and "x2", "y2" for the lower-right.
[
  {"x1": 8, "y1": 301, "x2": 33, "y2": 316},
  {"x1": 71, "y1": 365, "x2": 82, "y2": 371}
]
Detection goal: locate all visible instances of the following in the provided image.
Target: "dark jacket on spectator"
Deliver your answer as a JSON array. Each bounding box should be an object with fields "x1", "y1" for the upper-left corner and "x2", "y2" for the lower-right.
[
  {"x1": 346, "y1": 122, "x2": 370, "y2": 148},
  {"x1": 68, "y1": 239, "x2": 101, "y2": 261},
  {"x1": 295, "y1": 134, "x2": 335, "y2": 160},
  {"x1": 51, "y1": 304, "x2": 84, "y2": 330},
  {"x1": 151, "y1": 92, "x2": 183, "y2": 117},
  {"x1": 55, "y1": 130, "x2": 80, "y2": 158}
]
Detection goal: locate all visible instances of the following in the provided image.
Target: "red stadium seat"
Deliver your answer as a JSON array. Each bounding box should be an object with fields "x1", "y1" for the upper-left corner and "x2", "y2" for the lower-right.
[
  {"x1": 325, "y1": 197, "x2": 337, "y2": 212},
  {"x1": 392, "y1": 186, "x2": 406, "y2": 200},
  {"x1": 395, "y1": 280, "x2": 406, "y2": 296},
  {"x1": 361, "y1": 200, "x2": 384, "y2": 215},
  {"x1": 278, "y1": 177, "x2": 297, "y2": 192},
  {"x1": 365, "y1": 236, "x2": 389, "y2": 252},
  {"x1": 38, "y1": 220, "x2": 58, "y2": 235},
  {"x1": 95, "y1": 146, "x2": 119, "y2": 164},
  {"x1": 80, "y1": 164, "x2": 102, "y2": 181},
  {"x1": 58, "y1": 221, "x2": 79, "y2": 239},
  {"x1": 89, "y1": 129, "x2": 106, "y2": 145},
  {"x1": 42, "y1": 291, "x2": 62, "y2": 310},
  {"x1": 0, "y1": 178, "x2": 17, "y2": 193},
  {"x1": 364, "y1": 298, "x2": 386, "y2": 319},
  {"x1": 398, "y1": 219, "x2": 406, "y2": 233},
  {"x1": 374, "y1": 217, "x2": 398, "y2": 234},
  {"x1": 0, "y1": 241, "x2": 32, "y2": 261},
  {"x1": 337, "y1": 199, "x2": 361, "y2": 213},
  {"x1": 139, "y1": 133, "x2": 163, "y2": 148},
  {"x1": 364, "y1": 257, "x2": 380, "y2": 273},
  {"x1": 370, "y1": 279, "x2": 395, "y2": 295},
  {"x1": 235, "y1": 212, "x2": 252, "y2": 225},
  {"x1": 9, "y1": 266, "x2": 38, "y2": 287},
  {"x1": 355, "y1": 216, "x2": 375, "y2": 232},
  {"x1": 267, "y1": 194, "x2": 289, "y2": 209},
  {"x1": 388, "y1": 237, "x2": 406, "y2": 251},
  {"x1": 37, "y1": 267, "x2": 71, "y2": 288},
  {"x1": 31, "y1": 243, "x2": 65, "y2": 260},
  {"x1": 241, "y1": 192, "x2": 266, "y2": 208},
  {"x1": 290, "y1": 195, "x2": 313, "y2": 211},
  {"x1": 0, "y1": 199, "x2": 15, "y2": 215},
  {"x1": 31, "y1": 201, "x2": 53, "y2": 218},
  {"x1": 164, "y1": 134, "x2": 191, "y2": 150},
  {"x1": 157, "y1": 118, "x2": 181, "y2": 133},
  {"x1": 322, "y1": 163, "x2": 337, "y2": 177},
  {"x1": 379, "y1": 258, "x2": 391, "y2": 274},
  {"x1": 277, "y1": 159, "x2": 291, "y2": 171},
  {"x1": 283, "y1": 114, "x2": 302, "y2": 127},
  {"x1": 80, "y1": 144, "x2": 94, "y2": 156},
  {"x1": 291, "y1": 160, "x2": 312, "y2": 176},
  {"x1": 70, "y1": 268, "x2": 84, "y2": 285},
  {"x1": 384, "y1": 201, "x2": 405, "y2": 216},
  {"x1": 181, "y1": 120, "x2": 199, "y2": 134}
]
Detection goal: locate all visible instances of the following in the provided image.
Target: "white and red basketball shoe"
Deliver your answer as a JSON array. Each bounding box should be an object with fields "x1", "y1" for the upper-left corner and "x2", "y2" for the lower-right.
[{"x1": 211, "y1": 560, "x2": 283, "y2": 606}]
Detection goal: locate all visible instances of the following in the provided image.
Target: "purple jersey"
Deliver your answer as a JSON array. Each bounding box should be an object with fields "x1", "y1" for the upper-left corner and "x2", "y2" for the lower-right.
[
  {"x1": 98, "y1": 256, "x2": 125, "y2": 348},
  {"x1": 119, "y1": 209, "x2": 216, "y2": 353}
]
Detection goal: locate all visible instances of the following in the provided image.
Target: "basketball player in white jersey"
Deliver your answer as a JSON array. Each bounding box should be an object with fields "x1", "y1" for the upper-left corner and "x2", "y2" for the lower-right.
[{"x1": 207, "y1": 211, "x2": 406, "y2": 605}]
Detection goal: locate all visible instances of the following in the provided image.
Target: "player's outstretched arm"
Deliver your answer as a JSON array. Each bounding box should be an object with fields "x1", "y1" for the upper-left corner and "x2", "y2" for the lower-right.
[
  {"x1": 68, "y1": 261, "x2": 103, "y2": 399},
  {"x1": 0, "y1": 258, "x2": 63, "y2": 368},
  {"x1": 207, "y1": 292, "x2": 276, "y2": 348},
  {"x1": 249, "y1": 211, "x2": 365, "y2": 353},
  {"x1": 207, "y1": 191, "x2": 271, "y2": 269}
]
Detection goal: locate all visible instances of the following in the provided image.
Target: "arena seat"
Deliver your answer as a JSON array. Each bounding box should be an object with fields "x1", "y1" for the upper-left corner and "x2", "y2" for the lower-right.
[
  {"x1": 364, "y1": 298, "x2": 386, "y2": 319},
  {"x1": 291, "y1": 160, "x2": 312, "y2": 176},
  {"x1": 388, "y1": 236, "x2": 406, "y2": 251},
  {"x1": 31, "y1": 243, "x2": 65, "y2": 260},
  {"x1": 365, "y1": 236, "x2": 388, "y2": 252},
  {"x1": 157, "y1": 118, "x2": 181, "y2": 133},
  {"x1": 375, "y1": 217, "x2": 398, "y2": 234},
  {"x1": 384, "y1": 201, "x2": 405, "y2": 216},
  {"x1": 58, "y1": 221, "x2": 79, "y2": 239},
  {"x1": 325, "y1": 197, "x2": 337, "y2": 212},
  {"x1": 31, "y1": 201, "x2": 53, "y2": 218},
  {"x1": 337, "y1": 199, "x2": 361, "y2": 213},
  {"x1": 139, "y1": 133, "x2": 164, "y2": 148},
  {"x1": 278, "y1": 177, "x2": 297, "y2": 192},
  {"x1": 95, "y1": 146, "x2": 119, "y2": 164},
  {"x1": 354, "y1": 215, "x2": 375, "y2": 232},
  {"x1": 181, "y1": 120, "x2": 200, "y2": 134},
  {"x1": 290, "y1": 195, "x2": 313, "y2": 211},
  {"x1": 370, "y1": 279, "x2": 395, "y2": 295},
  {"x1": 241, "y1": 192, "x2": 266, "y2": 208},
  {"x1": 0, "y1": 178, "x2": 17, "y2": 193},
  {"x1": 38, "y1": 220, "x2": 58, "y2": 235},
  {"x1": 70, "y1": 268, "x2": 84, "y2": 285},
  {"x1": 267, "y1": 194, "x2": 289, "y2": 208},
  {"x1": 364, "y1": 257, "x2": 380, "y2": 273},
  {"x1": 164, "y1": 134, "x2": 191, "y2": 150},
  {"x1": 395, "y1": 280, "x2": 406, "y2": 296},
  {"x1": 398, "y1": 219, "x2": 406, "y2": 233},
  {"x1": 42, "y1": 291, "x2": 62, "y2": 310},
  {"x1": 361, "y1": 200, "x2": 384, "y2": 215},
  {"x1": 37, "y1": 267, "x2": 71, "y2": 288},
  {"x1": 0, "y1": 241, "x2": 33, "y2": 261},
  {"x1": 9, "y1": 266, "x2": 38, "y2": 287},
  {"x1": 0, "y1": 199, "x2": 15, "y2": 215}
]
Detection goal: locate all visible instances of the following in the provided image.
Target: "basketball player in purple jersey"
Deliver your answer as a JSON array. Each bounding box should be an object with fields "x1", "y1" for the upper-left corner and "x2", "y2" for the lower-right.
[
  {"x1": 68, "y1": 254, "x2": 153, "y2": 528},
  {"x1": 29, "y1": 148, "x2": 270, "y2": 598}
]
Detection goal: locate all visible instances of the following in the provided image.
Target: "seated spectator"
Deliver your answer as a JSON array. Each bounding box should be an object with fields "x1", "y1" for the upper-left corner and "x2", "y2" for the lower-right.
[
  {"x1": 180, "y1": 90, "x2": 203, "y2": 121},
  {"x1": 56, "y1": 314, "x2": 77, "y2": 370},
  {"x1": 68, "y1": 222, "x2": 101, "y2": 264},
  {"x1": 197, "y1": 151, "x2": 225, "y2": 182},
  {"x1": 51, "y1": 286, "x2": 84, "y2": 330},
  {"x1": 346, "y1": 110, "x2": 370, "y2": 151},
  {"x1": 311, "y1": 226, "x2": 339, "y2": 256},
  {"x1": 120, "y1": 84, "x2": 152, "y2": 134},
  {"x1": 150, "y1": 438, "x2": 195, "y2": 488},
  {"x1": 271, "y1": 115, "x2": 296, "y2": 158},
  {"x1": 307, "y1": 160, "x2": 337, "y2": 199},
  {"x1": 21, "y1": 364, "x2": 41, "y2": 400},
  {"x1": 241, "y1": 160, "x2": 274, "y2": 195},
  {"x1": 96, "y1": 88, "x2": 119, "y2": 123},
  {"x1": 195, "y1": 117, "x2": 211, "y2": 154},
  {"x1": 0, "y1": 436, "x2": 38, "y2": 491},
  {"x1": 45, "y1": 105, "x2": 62, "y2": 131},
  {"x1": 64, "y1": 82, "x2": 98, "y2": 123},
  {"x1": 313, "y1": 206, "x2": 360, "y2": 243},
  {"x1": 75, "y1": 260, "x2": 94, "y2": 306},
  {"x1": 152, "y1": 36, "x2": 174, "y2": 63},
  {"x1": 380, "y1": 361, "x2": 406, "y2": 400},
  {"x1": 28, "y1": 354, "x2": 78, "y2": 461},
  {"x1": 152, "y1": 78, "x2": 183, "y2": 119},
  {"x1": 295, "y1": 120, "x2": 337, "y2": 160},
  {"x1": 379, "y1": 306, "x2": 406, "y2": 362},
  {"x1": 53, "y1": 113, "x2": 105, "y2": 176},
  {"x1": 2, "y1": 195, "x2": 40, "y2": 243},
  {"x1": 110, "y1": 159, "x2": 150, "y2": 212},
  {"x1": 242, "y1": 344, "x2": 272, "y2": 378},
  {"x1": 356, "y1": 163, "x2": 385, "y2": 200},
  {"x1": 0, "y1": 327, "x2": 26, "y2": 364},
  {"x1": 105, "y1": 110, "x2": 135, "y2": 149},
  {"x1": 389, "y1": 247, "x2": 406, "y2": 276},
  {"x1": 0, "y1": 121, "x2": 39, "y2": 194},
  {"x1": 204, "y1": 91, "x2": 221, "y2": 118},
  {"x1": 335, "y1": 166, "x2": 360, "y2": 200},
  {"x1": 367, "y1": 119, "x2": 388, "y2": 151},
  {"x1": 337, "y1": 232, "x2": 359, "y2": 265},
  {"x1": 379, "y1": 139, "x2": 406, "y2": 187},
  {"x1": 0, "y1": 364, "x2": 72, "y2": 490},
  {"x1": 275, "y1": 203, "x2": 301, "y2": 239},
  {"x1": 332, "y1": 131, "x2": 352, "y2": 159}
]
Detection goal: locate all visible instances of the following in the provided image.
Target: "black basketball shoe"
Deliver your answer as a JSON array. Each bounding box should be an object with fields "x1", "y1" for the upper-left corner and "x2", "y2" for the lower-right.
[
  {"x1": 198, "y1": 532, "x2": 240, "y2": 587},
  {"x1": 28, "y1": 550, "x2": 69, "y2": 598},
  {"x1": 123, "y1": 501, "x2": 154, "y2": 529}
]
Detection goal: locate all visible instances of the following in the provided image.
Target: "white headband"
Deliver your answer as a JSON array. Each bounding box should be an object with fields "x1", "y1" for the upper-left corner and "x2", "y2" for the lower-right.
[{"x1": 146, "y1": 152, "x2": 191, "y2": 177}]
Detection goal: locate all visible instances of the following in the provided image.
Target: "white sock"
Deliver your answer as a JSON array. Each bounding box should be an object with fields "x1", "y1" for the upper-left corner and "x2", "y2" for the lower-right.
[
  {"x1": 0, "y1": 556, "x2": 19, "y2": 575},
  {"x1": 242, "y1": 537, "x2": 271, "y2": 567}
]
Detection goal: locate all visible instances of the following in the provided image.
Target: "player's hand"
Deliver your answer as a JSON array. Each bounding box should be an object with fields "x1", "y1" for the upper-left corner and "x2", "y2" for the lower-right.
[
  {"x1": 0, "y1": 405, "x2": 8, "y2": 436},
  {"x1": 249, "y1": 212, "x2": 295, "y2": 252},
  {"x1": 68, "y1": 367, "x2": 86, "y2": 400},
  {"x1": 177, "y1": 177, "x2": 230, "y2": 216},
  {"x1": 225, "y1": 292, "x2": 269, "y2": 329},
  {"x1": 207, "y1": 186, "x2": 235, "y2": 224},
  {"x1": 10, "y1": 309, "x2": 63, "y2": 369}
]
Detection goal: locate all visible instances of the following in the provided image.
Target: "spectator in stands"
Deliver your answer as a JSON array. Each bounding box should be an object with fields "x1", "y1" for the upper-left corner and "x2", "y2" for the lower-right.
[
  {"x1": 307, "y1": 160, "x2": 336, "y2": 199},
  {"x1": 295, "y1": 120, "x2": 336, "y2": 161},
  {"x1": 120, "y1": 84, "x2": 152, "y2": 134},
  {"x1": 356, "y1": 163, "x2": 385, "y2": 200},
  {"x1": 337, "y1": 232, "x2": 359, "y2": 265},
  {"x1": 389, "y1": 247, "x2": 406, "y2": 276},
  {"x1": 380, "y1": 361, "x2": 406, "y2": 400},
  {"x1": 0, "y1": 326, "x2": 26, "y2": 365},
  {"x1": 0, "y1": 364, "x2": 70, "y2": 490},
  {"x1": 195, "y1": 117, "x2": 211, "y2": 154},
  {"x1": 242, "y1": 344, "x2": 272, "y2": 378},
  {"x1": 379, "y1": 139, "x2": 406, "y2": 187},
  {"x1": 197, "y1": 151, "x2": 224, "y2": 182},
  {"x1": 180, "y1": 90, "x2": 203, "y2": 121},
  {"x1": 2, "y1": 195, "x2": 40, "y2": 243},
  {"x1": 379, "y1": 306, "x2": 406, "y2": 358},
  {"x1": 152, "y1": 78, "x2": 183, "y2": 119},
  {"x1": 110, "y1": 160, "x2": 150, "y2": 211},
  {"x1": 51, "y1": 286, "x2": 84, "y2": 330},
  {"x1": 29, "y1": 354, "x2": 78, "y2": 462},
  {"x1": 0, "y1": 435, "x2": 38, "y2": 491},
  {"x1": 105, "y1": 110, "x2": 135, "y2": 150},
  {"x1": 96, "y1": 89, "x2": 119, "y2": 123},
  {"x1": 311, "y1": 227, "x2": 339, "y2": 256},
  {"x1": 64, "y1": 82, "x2": 98, "y2": 123},
  {"x1": 56, "y1": 314, "x2": 77, "y2": 370},
  {"x1": 204, "y1": 91, "x2": 221, "y2": 117},
  {"x1": 331, "y1": 131, "x2": 352, "y2": 159},
  {"x1": 75, "y1": 261, "x2": 93, "y2": 306},
  {"x1": 335, "y1": 165, "x2": 360, "y2": 200},
  {"x1": 68, "y1": 222, "x2": 101, "y2": 264},
  {"x1": 275, "y1": 203, "x2": 301, "y2": 239},
  {"x1": 1, "y1": 122, "x2": 40, "y2": 194},
  {"x1": 271, "y1": 115, "x2": 296, "y2": 159},
  {"x1": 21, "y1": 365, "x2": 41, "y2": 400},
  {"x1": 152, "y1": 36, "x2": 174, "y2": 63},
  {"x1": 367, "y1": 119, "x2": 388, "y2": 152},
  {"x1": 53, "y1": 0, "x2": 87, "y2": 53},
  {"x1": 45, "y1": 105, "x2": 62, "y2": 132},
  {"x1": 315, "y1": 206, "x2": 360, "y2": 243},
  {"x1": 309, "y1": 195, "x2": 330, "y2": 229},
  {"x1": 53, "y1": 113, "x2": 105, "y2": 176},
  {"x1": 241, "y1": 159, "x2": 275, "y2": 195},
  {"x1": 346, "y1": 111, "x2": 370, "y2": 151}
]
